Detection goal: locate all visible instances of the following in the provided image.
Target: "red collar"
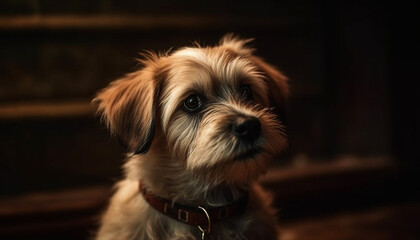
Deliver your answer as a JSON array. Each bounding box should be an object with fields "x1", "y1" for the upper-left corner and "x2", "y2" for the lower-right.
[{"x1": 139, "y1": 182, "x2": 249, "y2": 228}]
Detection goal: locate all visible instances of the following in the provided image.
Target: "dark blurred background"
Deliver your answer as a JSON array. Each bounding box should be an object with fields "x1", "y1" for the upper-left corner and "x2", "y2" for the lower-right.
[{"x1": 0, "y1": 0, "x2": 418, "y2": 239}]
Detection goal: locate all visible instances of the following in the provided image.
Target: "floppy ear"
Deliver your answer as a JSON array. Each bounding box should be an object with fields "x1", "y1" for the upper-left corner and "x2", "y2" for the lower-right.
[
  {"x1": 93, "y1": 67, "x2": 159, "y2": 154},
  {"x1": 251, "y1": 56, "x2": 290, "y2": 124},
  {"x1": 219, "y1": 34, "x2": 289, "y2": 119}
]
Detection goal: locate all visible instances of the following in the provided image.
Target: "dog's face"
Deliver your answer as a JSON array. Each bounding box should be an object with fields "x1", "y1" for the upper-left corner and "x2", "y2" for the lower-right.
[{"x1": 95, "y1": 36, "x2": 289, "y2": 184}]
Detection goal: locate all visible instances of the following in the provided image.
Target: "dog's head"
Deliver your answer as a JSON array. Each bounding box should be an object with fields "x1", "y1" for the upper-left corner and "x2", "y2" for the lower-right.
[{"x1": 94, "y1": 35, "x2": 289, "y2": 184}]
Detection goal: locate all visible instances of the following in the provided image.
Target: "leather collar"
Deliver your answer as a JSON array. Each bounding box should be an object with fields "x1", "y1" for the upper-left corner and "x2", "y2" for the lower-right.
[{"x1": 139, "y1": 182, "x2": 249, "y2": 227}]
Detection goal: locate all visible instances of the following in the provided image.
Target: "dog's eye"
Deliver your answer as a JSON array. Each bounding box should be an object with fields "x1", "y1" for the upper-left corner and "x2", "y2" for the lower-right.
[
  {"x1": 183, "y1": 94, "x2": 203, "y2": 112},
  {"x1": 239, "y1": 85, "x2": 253, "y2": 101}
]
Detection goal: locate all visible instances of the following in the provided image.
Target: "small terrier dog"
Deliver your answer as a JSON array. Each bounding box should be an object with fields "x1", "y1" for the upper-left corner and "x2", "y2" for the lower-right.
[{"x1": 94, "y1": 35, "x2": 289, "y2": 240}]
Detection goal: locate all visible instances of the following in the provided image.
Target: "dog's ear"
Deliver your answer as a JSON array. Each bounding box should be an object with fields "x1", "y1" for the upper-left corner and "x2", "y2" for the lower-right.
[
  {"x1": 220, "y1": 34, "x2": 289, "y2": 119},
  {"x1": 93, "y1": 66, "x2": 159, "y2": 155},
  {"x1": 251, "y1": 56, "x2": 289, "y2": 113},
  {"x1": 251, "y1": 56, "x2": 290, "y2": 124}
]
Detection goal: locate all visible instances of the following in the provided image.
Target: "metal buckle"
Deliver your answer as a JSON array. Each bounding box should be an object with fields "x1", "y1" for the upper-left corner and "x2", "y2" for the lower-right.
[
  {"x1": 178, "y1": 209, "x2": 189, "y2": 222},
  {"x1": 197, "y1": 206, "x2": 212, "y2": 240}
]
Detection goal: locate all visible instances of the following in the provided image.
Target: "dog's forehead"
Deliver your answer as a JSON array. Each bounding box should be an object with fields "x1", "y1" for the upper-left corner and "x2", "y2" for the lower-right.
[
  {"x1": 172, "y1": 47, "x2": 208, "y2": 62},
  {"x1": 169, "y1": 47, "x2": 258, "y2": 90}
]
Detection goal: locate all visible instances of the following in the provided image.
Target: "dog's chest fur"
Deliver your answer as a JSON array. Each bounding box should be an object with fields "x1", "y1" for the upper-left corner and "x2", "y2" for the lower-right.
[
  {"x1": 97, "y1": 152, "x2": 278, "y2": 240},
  {"x1": 98, "y1": 180, "x2": 278, "y2": 240}
]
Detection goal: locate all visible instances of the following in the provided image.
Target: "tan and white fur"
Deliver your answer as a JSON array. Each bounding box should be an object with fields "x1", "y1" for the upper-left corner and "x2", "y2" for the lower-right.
[{"x1": 94, "y1": 35, "x2": 289, "y2": 240}]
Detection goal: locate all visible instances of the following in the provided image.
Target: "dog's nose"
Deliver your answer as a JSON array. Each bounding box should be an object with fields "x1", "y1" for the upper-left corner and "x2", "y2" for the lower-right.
[{"x1": 232, "y1": 116, "x2": 261, "y2": 141}]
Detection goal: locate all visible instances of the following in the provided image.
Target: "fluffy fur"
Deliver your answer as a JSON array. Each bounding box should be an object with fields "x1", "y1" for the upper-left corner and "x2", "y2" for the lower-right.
[{"x1": 94, "y1": 35, "x2": 289, "y2": 240}]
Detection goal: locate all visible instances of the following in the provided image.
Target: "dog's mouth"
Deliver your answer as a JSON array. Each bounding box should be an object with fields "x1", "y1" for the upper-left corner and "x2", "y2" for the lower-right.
[{"x1": 235, "y1": 148, "x2": 261, "y2": 161}]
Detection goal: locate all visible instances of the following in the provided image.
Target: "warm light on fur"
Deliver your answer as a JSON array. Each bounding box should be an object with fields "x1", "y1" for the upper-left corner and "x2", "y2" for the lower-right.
[{"x1": 94, "y1": 35, "x2": 289, "y2": 240}]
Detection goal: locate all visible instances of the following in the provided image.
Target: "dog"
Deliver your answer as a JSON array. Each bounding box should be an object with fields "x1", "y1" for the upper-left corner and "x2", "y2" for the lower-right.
[{"x1": 94, "y1": 35, "x2": 289, "y2": 240}]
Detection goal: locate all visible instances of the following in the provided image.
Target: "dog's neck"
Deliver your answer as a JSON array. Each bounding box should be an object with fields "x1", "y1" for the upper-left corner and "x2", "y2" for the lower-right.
[{"x1": 124, "y1": 153, "x2": 249, "y2": 207}]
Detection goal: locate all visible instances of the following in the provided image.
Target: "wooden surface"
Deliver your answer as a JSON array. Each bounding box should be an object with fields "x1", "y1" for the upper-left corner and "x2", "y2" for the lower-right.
[
  {"x1": 279, "y1": 202, "x2": 420, "y2": 240},
  {"x1": 0, "y1": 100, "x2": 95, "y2": 119},
  {"x1": 0, "y1": 15, "x2": 296, "y2": 30}
]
